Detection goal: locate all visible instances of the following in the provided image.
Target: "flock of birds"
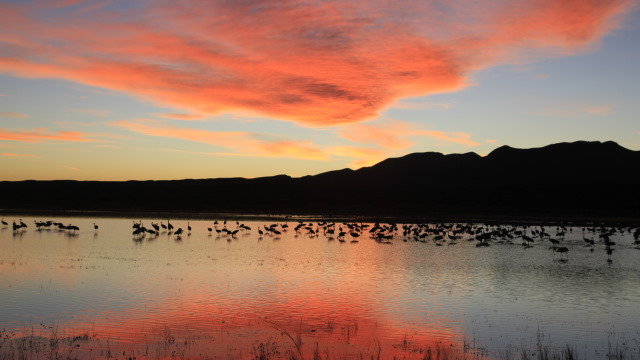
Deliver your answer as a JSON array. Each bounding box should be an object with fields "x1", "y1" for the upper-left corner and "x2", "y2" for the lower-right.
[
  {"x1": 3, "y1": 217, "x2": 639, "y2": 262},
  {"x1": 3, "y1": 218, "x2": 85, "y2": 233}
]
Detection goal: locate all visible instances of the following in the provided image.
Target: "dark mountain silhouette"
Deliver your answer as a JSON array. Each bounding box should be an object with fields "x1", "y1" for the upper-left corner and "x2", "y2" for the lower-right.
[{"x1": 1, "y1": 140, "x2": 639, "y2": 222}]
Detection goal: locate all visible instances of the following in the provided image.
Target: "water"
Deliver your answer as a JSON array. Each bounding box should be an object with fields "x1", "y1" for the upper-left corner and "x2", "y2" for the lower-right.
[{"x1": 1, "y1": 216, "x2": 639, "y2": 359}]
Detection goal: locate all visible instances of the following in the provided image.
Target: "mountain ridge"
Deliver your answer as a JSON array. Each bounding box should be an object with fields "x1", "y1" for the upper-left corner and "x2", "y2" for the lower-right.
[{"x1": 1, "y1": 140, "x2": 639, "y2": 221}]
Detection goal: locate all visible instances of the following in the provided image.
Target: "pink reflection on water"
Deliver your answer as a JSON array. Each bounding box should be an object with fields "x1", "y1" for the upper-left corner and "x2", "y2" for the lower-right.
[{"x1": 9, "y1": 281, "x2": 473, "y2": 359}]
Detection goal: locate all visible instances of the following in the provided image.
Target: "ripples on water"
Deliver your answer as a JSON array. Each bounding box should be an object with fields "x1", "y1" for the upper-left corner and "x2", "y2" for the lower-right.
[{"x1": 1, "y1": 216, "x2": 639, "y2": 359}]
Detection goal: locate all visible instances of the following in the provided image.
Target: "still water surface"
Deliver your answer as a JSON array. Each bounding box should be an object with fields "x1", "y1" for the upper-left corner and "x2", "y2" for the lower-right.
[{"x1": 1, "y1": 216, "x2": 639, "y2": 359}]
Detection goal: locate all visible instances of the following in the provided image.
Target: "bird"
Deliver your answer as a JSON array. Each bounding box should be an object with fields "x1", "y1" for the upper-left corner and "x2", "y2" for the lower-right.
[
  {"x1": 606, "y1": 247, "x2": 614, "y2": 262},
  {"x1": 93, "y1": 223, "x2": 99, "y2": 231},
  {"x1": 187, "y1": 222, "x2": 192, "y2": 233},
  {"x1": 554, "y1": 246, "x2": 569, "y2": 259},
  {"x1": 1, "y1": 218, "x2": 8, "y2": 227}
]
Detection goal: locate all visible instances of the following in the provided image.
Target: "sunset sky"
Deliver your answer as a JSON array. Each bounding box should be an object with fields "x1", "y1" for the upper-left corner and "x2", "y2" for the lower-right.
[{"x1": 1, "y1": 0, "x2": 639, "y2": 181}]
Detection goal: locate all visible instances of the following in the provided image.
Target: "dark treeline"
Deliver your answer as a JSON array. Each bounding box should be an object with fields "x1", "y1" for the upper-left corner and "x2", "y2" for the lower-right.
[{"x1": 2, "y1": 141, "x2": 639, "y2": 222}]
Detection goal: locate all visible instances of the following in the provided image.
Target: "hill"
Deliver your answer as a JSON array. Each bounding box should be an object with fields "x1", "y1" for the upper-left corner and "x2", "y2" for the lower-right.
[{"x1": 1, "y1": 140, "x2": 639, "y2": 222}]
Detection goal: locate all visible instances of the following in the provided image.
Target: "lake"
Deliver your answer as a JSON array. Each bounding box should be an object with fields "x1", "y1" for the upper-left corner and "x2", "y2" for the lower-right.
[{"x1": 1, "y1": 215, "x2": 639, "y2": 359}]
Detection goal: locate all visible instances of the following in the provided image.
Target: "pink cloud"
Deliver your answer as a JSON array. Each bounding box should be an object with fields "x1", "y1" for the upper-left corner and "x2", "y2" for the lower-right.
[
  {"x1": 0, "y1": 128, "x2": 100, "y2": 143},
  {"x1": 0, "y1": 1, "x2": 633, "y2": 126}
]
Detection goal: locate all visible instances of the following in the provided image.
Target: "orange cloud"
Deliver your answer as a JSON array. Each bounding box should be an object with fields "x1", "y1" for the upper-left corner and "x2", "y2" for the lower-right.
[
  {"x1": 0, "y1": 1, "x2": 633, "y2": 126},
  {"x1": 2, "y1": 152, "x2": 40, "y2": 158},
  {"x1": 413, "y1": 129, "x2": 480, "y2": 147},
  {"x1": 341, "y1": 122, "x2": 414, "y2": 149},
  {"x1": 0, "y1": 128, "x2": 100, "y2": 143},
  {"x1": 112, "y1": 119, "x2": 329, "y2": 160},
  {"x1": 328, "y1": 145, "x2": 389, "y2": 168},
  {"x1": 152, "y1": 113, "x2": 207, "y2": 121},
  {"x1": 0, "y1": 112, "x2": 28, "y2": 118},
  {"x1": 341, "y1": 120, "x2": 479, "y2": 148}
]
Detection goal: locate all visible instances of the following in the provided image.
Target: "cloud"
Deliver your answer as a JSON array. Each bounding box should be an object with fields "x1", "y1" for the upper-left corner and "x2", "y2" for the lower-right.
[
  {"x1": 0, "y1": 0, "x2": 633, "y2": 126},
  {"x1": 2, "y1": 152, "x2": 40, "y2": 158},
  {"x1": 0, "y1": 128, "x2": 100, "y2": 143},
  {"x1": 341, "y1": 122, "x2": 414, "y2": 149},
  {"x1": 112, "y1": 119, "x2": 329, "y2": 160},
  {"x1": 151, "y1": 113, "x2": 207, "y2": 121},
  {"x1": 95, "y1": 144, "x2": 120, "y2": 149},
  {"x1": 341, "y1": 120, "x2": 480, "y2": 148},
  {"x1": 328, "y1": 145, "x2": 389, "y2": 168},
  {"x1": 530, "y1": 102, "x2": 616, "y2": 117},
  {"x1": 66, "y1": 108, "x2": 111, "y2": 117},
  {"x1": 585, "y1": 104, "x2": 614, "y2": 115},
  {"x1": 531, "y1": 74, "x2": 551, "y2": 80},
  {"x1": 412, "y1": 129, "x2": 480, "y2": 147},
  {"x1": 391, "y1": 101, "x2": 455, "y2": 111},
  {"x1": 0, "y1": 112, "x2": 29, "y2": 118}
]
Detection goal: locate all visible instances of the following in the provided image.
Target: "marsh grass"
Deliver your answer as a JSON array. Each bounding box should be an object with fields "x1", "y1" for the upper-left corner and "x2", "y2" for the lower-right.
[{"x1": 1, "y1": 324, "x2": 638, "y2": 360}]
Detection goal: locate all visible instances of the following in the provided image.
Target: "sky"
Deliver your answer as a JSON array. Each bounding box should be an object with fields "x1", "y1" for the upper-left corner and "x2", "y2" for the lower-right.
[{"x1": 1, "y1": 0, "x2": 639, "y2": 181}]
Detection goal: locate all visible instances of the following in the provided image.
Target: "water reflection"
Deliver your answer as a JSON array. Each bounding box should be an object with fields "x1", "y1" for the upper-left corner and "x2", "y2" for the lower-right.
[{"x1": 1, "y1": 217, "x2": 639, "y2": 359}]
